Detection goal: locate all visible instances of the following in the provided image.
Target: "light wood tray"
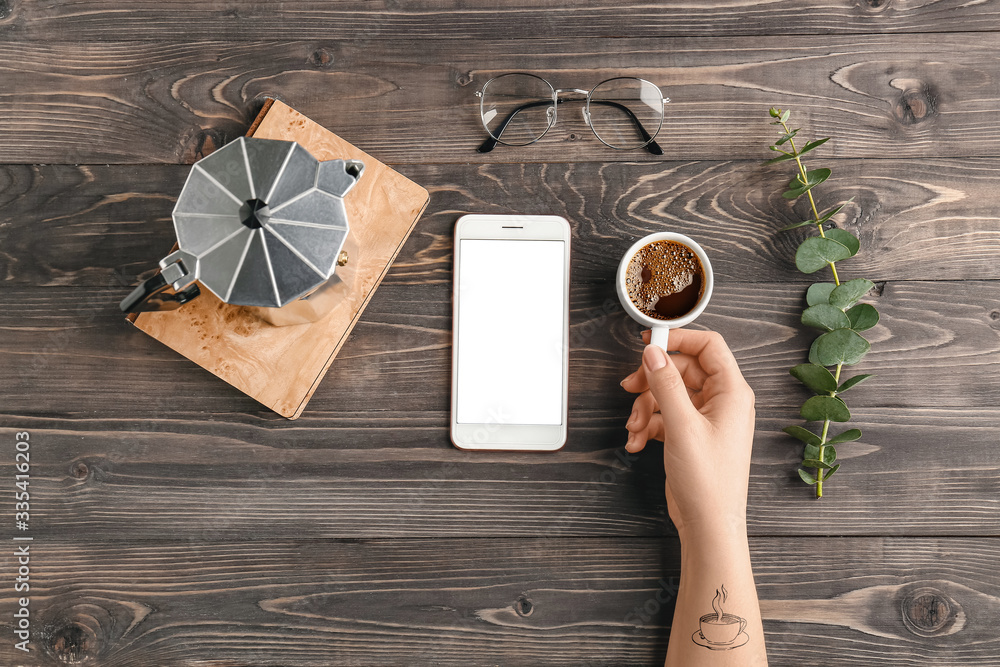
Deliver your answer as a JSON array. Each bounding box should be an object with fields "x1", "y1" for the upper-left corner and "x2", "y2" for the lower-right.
[{"x1": 127, "y1": 100, "x2": 429, "y2": 418}]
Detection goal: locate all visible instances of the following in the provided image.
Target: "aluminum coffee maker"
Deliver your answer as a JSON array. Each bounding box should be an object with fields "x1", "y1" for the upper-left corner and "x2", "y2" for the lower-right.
[{"x1": 121, "y1": 137, "x2": 364, "y2": 326}]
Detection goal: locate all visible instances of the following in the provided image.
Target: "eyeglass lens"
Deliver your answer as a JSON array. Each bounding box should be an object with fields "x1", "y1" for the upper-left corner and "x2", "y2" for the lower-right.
[
  {"x1": 480, "y1": 74, "x2": 663, "y2": 150},
  {"x1": 480, "y1": 73, "x2": 555, "y2": 147},
  {"x1": 588, "y1": 78, "x2": 663, "y2": 150}
]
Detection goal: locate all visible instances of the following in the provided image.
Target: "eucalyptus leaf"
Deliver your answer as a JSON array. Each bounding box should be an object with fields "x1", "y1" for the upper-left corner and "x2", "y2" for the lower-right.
[
  {"x1": 813, "y1": 328, "x2": 871, "y2": 366},
  {"x1": 800, "y1": 395, "x2": 851, "y2": 422},
  {"x1": 822, "y1": 445, "x2": 837, "y2": 465},
  {"x1": 784, "y1": 425, "x2": 823, "y2": 446},
  {"x1": 827, "y1": 428, "x2": 862, "y2": 444},
  {"x1": 808, "y1": 336, "x2": 821, "y2": 365},
  {"x1": 776, "y1": 129, "x2": 799, "y2": 146},
  {"x1": 803, "y1": 443, "x2": 821, "y2": 460},
  {"x1": 780, "y1": 219, "x2": 818, "y2": 231},
  {"x1": 829, "y1": 278, "x2": 875, "y2": 309},
  {"x1": 796, "y1": 137, "x2": 829, "y2": 157},
  {"x1": 798, "y1": 468, "x2": 817, "y2": 485},
  {"x1": 795, "y1": 237, "x2": 852, "y2": 273},
  {"x1": 806, "y1": 282, "x2": 837, "y2": 306},
  {"x1": 824, "y1": 463, "x2": 841, "y2": 480},
  {"x1": 816, "y1": 197, "x2": 854, "y2": 224},
  {"x1": 802, "y1": 304, "x2": 851, "y2": 332},
  {"x1": 824, "y1": 228, "x2": 860, "y2": 256},
  {"x1": 802, "y1": 458, "x2": 832, "y2": 469},
  {"x1": 847, "y1": 303, "x2": 879, "y2": 331},
  {"x1": 766, "y1": 153, "x2": 796, "y2": 164},
  {"x1": 790, "y1": 363, "x2": 838, "y2": 393},
  {"x1": 783, "y1": 168, "x2": 831, "y2": 199},
  {"x1": 837, "y1": 374, "x2": 873, "y2": 393}
]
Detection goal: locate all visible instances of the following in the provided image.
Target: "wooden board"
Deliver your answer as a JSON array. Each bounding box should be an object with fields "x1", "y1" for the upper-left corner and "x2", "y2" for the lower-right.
[
  {"x1": 4, "y1": 159, "x2": 1000, "y2": 288},
  {"x1": 4, "y1": 35, "x2": 1000, "y2": 165},
  {"x1": 128, "y1": 101, "x2": 429, "y2": 418},
  {"x1": 5, "y1": 0, "x2": 1000, "y2": 41},
  {"x1": 3, "y1": 406, "x2": 1000, "y2": 540},
  {"x1": 6, "y1": 537, "x2": 1000, "y2": 666},
  {"x1": 4, "y1": 279, "x2": 998, "y2": 415}
]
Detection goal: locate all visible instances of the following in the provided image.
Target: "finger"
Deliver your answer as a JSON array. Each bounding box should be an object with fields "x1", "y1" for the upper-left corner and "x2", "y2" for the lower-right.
[
  {"x1": 689, "y1": 387, "x2": 706, "y2": 411},
  {"x1": 626, "y1": 413, "x2": 664, "y2": 453},
  {"x1": 665, "y1": 329, "x2": 744, "y2": 379},
  {"x1": 642, "y1": 345, "x2": 701, "y2": 437},
  {"x1": 621, "y1": 353, "x2": 707, "y2": 394},
  {"x1": 626, "y1": 390, "x2": 658, "y2": 433}
]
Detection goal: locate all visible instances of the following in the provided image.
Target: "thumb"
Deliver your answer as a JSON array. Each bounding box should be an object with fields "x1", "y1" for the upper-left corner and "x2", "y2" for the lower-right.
[{"x1": 642, "y1": 344, "x2": 699, "y2": 435}]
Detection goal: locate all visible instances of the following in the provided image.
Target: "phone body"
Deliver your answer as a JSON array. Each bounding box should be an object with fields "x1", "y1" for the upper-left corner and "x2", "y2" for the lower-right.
[{"x1": 451, "y1": 214, "x2": 571, "y2": 451}]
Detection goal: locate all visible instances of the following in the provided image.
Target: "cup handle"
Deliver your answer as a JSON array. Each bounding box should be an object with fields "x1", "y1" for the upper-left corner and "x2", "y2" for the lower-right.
[
  {"x1": 738, "y1": 617, "x2": 747, "y2": 636},
  {"x1": 650, "y1": 326, "x2": 669, "y2": 351}
]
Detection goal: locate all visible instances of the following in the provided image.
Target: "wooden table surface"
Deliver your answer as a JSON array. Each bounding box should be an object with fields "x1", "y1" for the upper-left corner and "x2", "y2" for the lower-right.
[{"x1": 2, "y1": 2, "x2": 1000, "y2": 665}]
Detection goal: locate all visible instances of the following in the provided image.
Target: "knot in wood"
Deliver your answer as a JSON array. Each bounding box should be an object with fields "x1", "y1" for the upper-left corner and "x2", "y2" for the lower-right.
[
  {"x1": 70, "y1": 460, "x2": 89, "y2": 479},
  {"x1": 0, "y1": 0, "x2": 13, "y2": 21},
  {"x1": 308, "y1": 48, "x2": 334, "y2": 68},
  {"x1": 456, "y1": 73, "x2": 473, "y2": 87},
  {"x1": 515, "y1": 595, "x2": 534, "y2": 617},
  {"x1": 892, "y1": 81, "x2": 937, "y2": 125},
  {"x1": 900, "y1": 587, "x2": 960, "y2": 637},
  {"x1": 863, "y1": 0, "x2": 891, "y2": 12},
  {"x1": 48, "y1": 621, "x2": 98, "y2": 664},
  {"x1": 990, "y1": 310, "x2": 1000, "y2": 321}
]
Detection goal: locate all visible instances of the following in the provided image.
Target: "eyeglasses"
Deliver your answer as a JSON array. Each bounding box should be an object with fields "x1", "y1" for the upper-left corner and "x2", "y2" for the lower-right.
[{"x1": 475, "y1": 73, "x2": 669, "y2": 154}]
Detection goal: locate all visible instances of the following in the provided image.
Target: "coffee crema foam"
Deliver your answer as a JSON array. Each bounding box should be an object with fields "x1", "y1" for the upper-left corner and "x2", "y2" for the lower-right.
[{"x1": 625, "y1": 240, "x2": 705, "y2": 320}]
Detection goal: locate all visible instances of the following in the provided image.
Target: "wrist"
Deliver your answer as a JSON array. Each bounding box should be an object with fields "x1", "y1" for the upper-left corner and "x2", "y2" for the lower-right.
[{"x1": 677, "y1": 515, "x2": 749, "y2": 549}]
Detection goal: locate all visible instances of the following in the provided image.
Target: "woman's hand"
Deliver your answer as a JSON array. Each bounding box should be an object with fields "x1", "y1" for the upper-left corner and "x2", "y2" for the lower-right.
[{"x1": 621, "y1": 329, "x2": 756, "y2": 539}]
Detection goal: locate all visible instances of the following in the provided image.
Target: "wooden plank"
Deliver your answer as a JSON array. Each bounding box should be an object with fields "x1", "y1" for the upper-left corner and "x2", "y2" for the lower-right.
[
  {"x1": 1, "y1": 279, "x2": 997, "y2": 415},
  {"x1": 2, "y1": 35, "x2": 1000, "y2": 164},
  {"x1": 4, "y1": 159, "x2": 1000, "y2": 288},
  {"x1": 2, "y1": 405, "x2": 999, "y2": 539},
  {"x1": 3, "y1": 0, "x2": 1000, "y2": 40},
  {"x1": 0, "y1": 537, "x2": 997, "y2": 665},
  {"x1": 129, "y1": 101, "x2": 429, "y2": 419}
]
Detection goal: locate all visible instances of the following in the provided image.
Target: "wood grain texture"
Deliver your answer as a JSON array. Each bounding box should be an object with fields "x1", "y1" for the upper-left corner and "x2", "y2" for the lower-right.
[
  {"x1": 4, "y1": 0, "x2": 1000, "y2": 40},
  {"x1": 2, "y1": 35, "x2": 1000, "y2": 164},
  {"x1": 1, "y1": 1, "x2": 999, "y2": 663},
  {"x1": 2, "y1": 279, "x2": 998, "y2": 416},
  {"x1": 130, "y1": 101, "x2": 429, "y2": 418},
  {"x1": 4, "y1": 159, "x2": 1000, "y2": 288},
  {"x1": 2, "y1": 404, "x2": 999, "y2": 539},
  {"x1": 0, "y1": 537, "x2": 997, "y2": 666}
]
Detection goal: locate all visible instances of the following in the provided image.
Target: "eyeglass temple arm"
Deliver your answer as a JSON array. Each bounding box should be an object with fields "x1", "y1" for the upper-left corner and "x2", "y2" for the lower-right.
[
  {"x1": 589, "y1": 100, "x2": 664, "y2": 155},
  {"x1": 477, "y1": 99, "x2": 553, "y2": 153},
  {"x1": 477, "y1": 99, "x2": 663, "y2": 155}
]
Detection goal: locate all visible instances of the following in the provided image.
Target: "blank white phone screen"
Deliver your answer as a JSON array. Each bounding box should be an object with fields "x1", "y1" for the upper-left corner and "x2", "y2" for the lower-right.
[{"x1": 456, "y1": 239, "x2": 565, "y2": 426}]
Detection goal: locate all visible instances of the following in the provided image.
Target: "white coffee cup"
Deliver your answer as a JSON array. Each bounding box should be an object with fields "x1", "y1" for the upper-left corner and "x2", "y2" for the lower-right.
[{"x1": 616, "y1": 232, "x2": 714, "y2": 350}]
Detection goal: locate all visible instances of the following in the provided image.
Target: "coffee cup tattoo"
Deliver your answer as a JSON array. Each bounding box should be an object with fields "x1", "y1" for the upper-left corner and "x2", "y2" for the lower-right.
[
  {"x1": 616, "y1": 232, "x2": 714, "y2": 350},
  {"x1": 692, "y1": 585, "x2": 749, "y2": 650}
]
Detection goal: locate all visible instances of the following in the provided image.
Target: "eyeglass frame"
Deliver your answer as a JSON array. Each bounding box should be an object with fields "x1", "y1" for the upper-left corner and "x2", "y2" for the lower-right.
[{"x1": 474, "y1": 73, "x2": 670, "y2": 154}]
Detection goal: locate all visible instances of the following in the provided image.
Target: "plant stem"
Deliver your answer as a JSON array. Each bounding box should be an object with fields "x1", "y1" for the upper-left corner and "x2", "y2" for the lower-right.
[
  {"x1": 781, "y1": 120, "x2": 841, "y2": 286},
  {"x1": 814, "y1": 362, "x2": 844, "y2": 499},
  {"x1": 816, "y1": 420, "x2": 830, "y2": 498}
]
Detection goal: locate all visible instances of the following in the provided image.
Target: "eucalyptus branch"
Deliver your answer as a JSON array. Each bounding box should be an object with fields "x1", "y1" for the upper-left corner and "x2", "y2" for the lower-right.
[{"x1": 765, "y1": 107, "x2": 878, "y2": 498}]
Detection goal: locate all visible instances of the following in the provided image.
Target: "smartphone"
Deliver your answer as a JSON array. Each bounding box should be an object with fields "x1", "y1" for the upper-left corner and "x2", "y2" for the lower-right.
[{"x1": 451, "y1": 214, "x2": 571, "y2": 451}]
